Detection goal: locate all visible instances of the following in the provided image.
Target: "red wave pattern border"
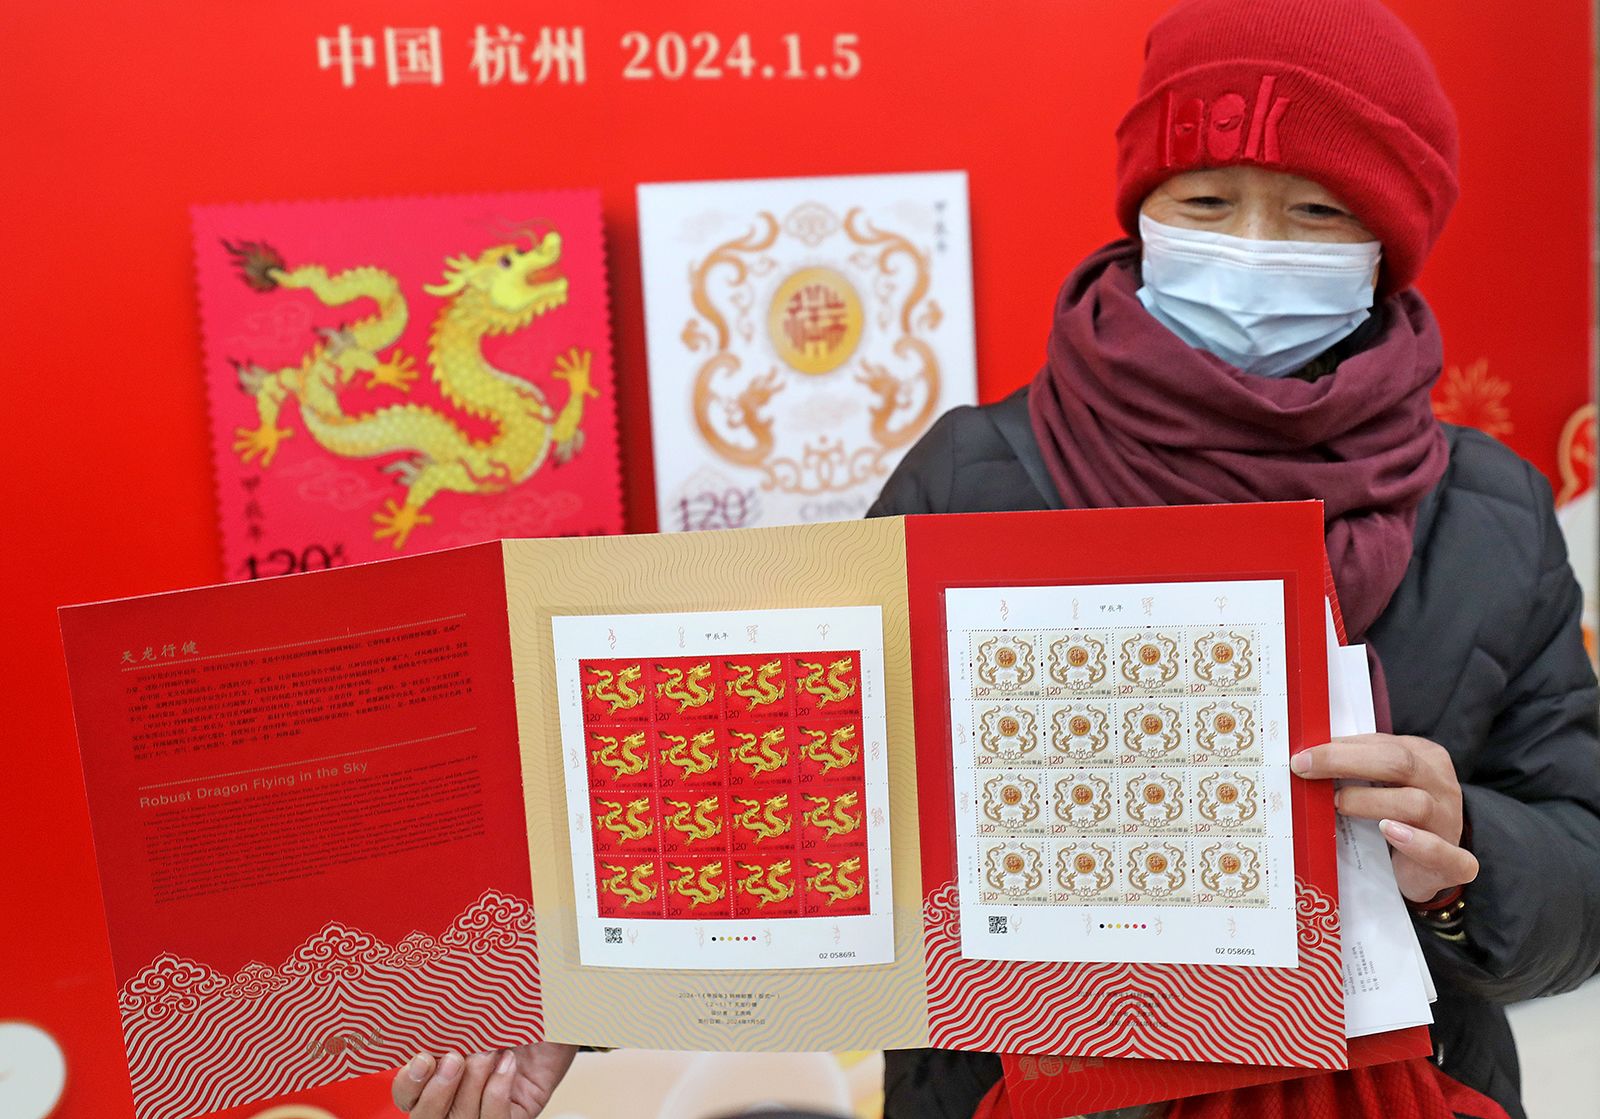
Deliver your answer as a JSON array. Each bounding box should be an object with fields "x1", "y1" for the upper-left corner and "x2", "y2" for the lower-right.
[
  {"x1": 117, "y1": 891, "x2": 542, "y2": 1119},
  {"x1": 923, "y1": 879, "x2": 1344, "y2": 1070}
]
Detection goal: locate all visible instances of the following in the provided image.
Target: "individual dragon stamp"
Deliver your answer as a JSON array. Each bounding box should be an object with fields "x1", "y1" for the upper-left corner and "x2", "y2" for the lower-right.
[
  {"x1": 1050, "y1": 772, "x2": 1116, "y2": 836},
  {"x1": 1042, "y1": 630, "x2": 1112, "y2": 695},
  {"x1": 1124, "y1": 840, "x2": 1192, "y2": 904},
  {"x1": 971, "y1": 631, "x2": 1041, "y2": 698},
  {"x1": 193, "y1": 194, "x2": 622, "y2": 579},
  {"x1": 1196, "y1": 840, "x2": 1268, "y2": 906},
  {"x1": 1193, "y1": 768, "x2": 1265, "y2": 835},
  {"x1": 1052, "y1": 840, "x2": 1118, "y2": 903},
  {"x1": 973, "y1": 703, "x2": 1043, "y2": 766},
  {"x1": 977, "y1": 771, "x2": 1049, "y2": 836},
  {"x1": 979, "y1": 839, "x2": 1050, "y2": 904},
  {"x1": 1190, "y1": 627, "x2": 1260, "y2": 694},
  {"x1": 1045, "y1": 701, "x2": 1115, "y2": 766},
  {"x1": 1192, "y1": 699, "x2": 1263, "y2": 765}
]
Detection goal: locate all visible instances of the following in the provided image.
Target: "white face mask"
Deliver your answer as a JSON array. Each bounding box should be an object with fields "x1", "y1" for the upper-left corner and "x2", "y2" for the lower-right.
[{"x1": 1135, "y1": 213, "x2": 1382, "y2": 378}]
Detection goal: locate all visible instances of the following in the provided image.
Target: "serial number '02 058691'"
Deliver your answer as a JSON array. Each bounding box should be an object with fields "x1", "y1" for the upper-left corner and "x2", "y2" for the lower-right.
[{"x1": 620, "y1": 31, "x2": 861, "y2": 82}]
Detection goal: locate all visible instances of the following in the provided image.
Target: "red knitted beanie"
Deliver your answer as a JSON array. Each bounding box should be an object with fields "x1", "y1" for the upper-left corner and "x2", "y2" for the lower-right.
[{"x1": 1115, "y1": 0, "x2": 1460, "y2": 293}]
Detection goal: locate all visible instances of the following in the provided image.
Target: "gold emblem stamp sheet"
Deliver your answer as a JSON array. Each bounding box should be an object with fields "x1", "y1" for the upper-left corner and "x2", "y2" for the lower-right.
[
  {"x1": 945, "y1": 581, "x2": 1298, "y2": 968},
  {"x1": 552, "y1": 606, "x2": 894, "y2": 970},
  {"x1": 637, "y1": 171, "x2": 977, "y2": 531}
]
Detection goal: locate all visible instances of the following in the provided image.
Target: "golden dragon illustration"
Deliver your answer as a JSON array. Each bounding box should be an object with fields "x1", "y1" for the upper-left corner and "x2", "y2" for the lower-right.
[
  {"x1": 799, "y1": 724, "x2": 861, "y2": 774},
  {"x1": 733, "y1": 793, "x2": 792, "y2": 841},
  {"x1": 656, "y1": 662, "x2": 716, "y2": 714},
  {"x1": 806, "y1": 856, "x2": 865, "y2": 905},
  {"x1": 661, "y1": 728, "x2": 719, "y2": 779},
  {"x1": 585, "y1": 665, "x2": 645, "y2": 715},
  {"x1": 664, "y1": 796, "x2": 724, "y2": 844},
  {"x1": 735, "y1": 859, "x2": 796, "y2": 907},
  {"x1": 595, "y1": 797, "x2": 654, "y2": 844},
  {"x1": 797, "y1": 657, "x2": 858, "y2": 707},
  {"x1": 600, "y1": 862, "x2": 658, "y2": 907},
  {"x1": 802, "y1": 790, "x2": 863, "y2": 838},
  {"x1": 590, "y1": 731, "x2": 649, "y2": 780},
  {"x1": 725, "y1": 659, "x2": 786, "y2": 710},
  {"x1": 224, "y1": 229, "x2": 599, "y2": 550},
  {"x1": 729, "y1": 726, "x2": 789, "y2": 775},
  {"x1": 668, "y1": 861, "x2": 726, "y2": 908}
]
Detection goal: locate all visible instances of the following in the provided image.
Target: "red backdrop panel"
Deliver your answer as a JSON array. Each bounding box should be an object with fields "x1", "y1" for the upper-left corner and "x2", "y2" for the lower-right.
[{"x1": 0, "y1": 2, "x2": 1591, "y2": 1115}]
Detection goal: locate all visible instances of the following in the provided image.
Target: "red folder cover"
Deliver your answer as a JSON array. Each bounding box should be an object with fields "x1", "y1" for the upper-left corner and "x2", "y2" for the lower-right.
[
  {"x1": 908, "y1": 505, "x2": 1343, "y2": 1068},
  {"x1": 59, "y1": 544, "x2": 538, "y2": 1119}
]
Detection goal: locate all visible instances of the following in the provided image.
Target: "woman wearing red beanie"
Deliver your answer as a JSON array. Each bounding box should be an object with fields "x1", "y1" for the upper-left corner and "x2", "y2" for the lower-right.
[
  {"x1": 389, "y1": 1, "x2": 1596, "y2": 1117},
  {"x1": 868, "y1": 1, "x2": 1598, "y2": 1117}
]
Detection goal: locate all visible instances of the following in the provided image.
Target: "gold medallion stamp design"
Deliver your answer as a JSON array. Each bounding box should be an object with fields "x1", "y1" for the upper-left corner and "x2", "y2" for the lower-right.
[
  {"x1": 1044, "y1": 631, "x2": 1110, "y2": 694},
  {"x1": 1192, "y1": 627, "x2": 1258, "y2": 693},
  {"x1": 681, "y1": 205, "x2": 948, "y2": 501},
  {"x1": 975, "y1": 703, "x2": 1041, "y2": 766},
  {"x1": 1125, "y1": 841, "x2": 1191, "y2": 904},
  {"x1": 1195, "y1": 769, "x2": 1264, "y2": 834},
  {"x1": 1053, "y1": 840, "x2": 1117, "y2": 902},
  {"x1": 980, "y1": 839, "x2": 1048, "y2": 903},
  {"x1": 1198, "y1": 840, "x2": 1267, "y2": 905},
  {"x1": 1118, "y1": 630, "x2": 1183, "y2": 693},
  {"x1": 767, "y1": 266, "x2": 865, "y2": 375},
  {"x1": 1119, "y1": 701, "x2": 1184, "y2": 764},
  {"x1": 1046, "y1": 701, "x2": 1114, "y2": 766},
  {"x1": 973, "y1": 631, "x2": 1039, "y2": 697},
  {"x1": 1192, "y1": 699, "x2": 1261, "y2": 764},
  {"x1": 1123, "y1": 770, "x2": 1187, "y2": 833},
  {"x1": 978, "y1": 771, "x2": 1046, "y2": 835},
  {"x1": 1050, "y1": 772, "x2": 1114, "y2": 835}
]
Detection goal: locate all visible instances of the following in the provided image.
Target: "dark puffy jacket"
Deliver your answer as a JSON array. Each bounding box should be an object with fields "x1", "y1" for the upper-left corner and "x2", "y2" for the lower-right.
[{"x1": 869, "y1": 389, "x2": 1600, "y2": 1119}]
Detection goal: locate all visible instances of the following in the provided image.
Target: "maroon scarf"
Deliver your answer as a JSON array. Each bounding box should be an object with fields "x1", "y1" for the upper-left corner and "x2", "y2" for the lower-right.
[{"x1": 1029, "y1": 240, "x2": 1448, "y2": 642}]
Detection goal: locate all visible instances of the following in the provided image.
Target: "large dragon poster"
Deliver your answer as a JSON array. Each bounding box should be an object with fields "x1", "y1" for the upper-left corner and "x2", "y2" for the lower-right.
[
  {"x1": 193, "y1": 193, "x2": 623, "y2": 579},
  {"x1": 637, "y1": 172, "x2": 977, "y2": 532}
]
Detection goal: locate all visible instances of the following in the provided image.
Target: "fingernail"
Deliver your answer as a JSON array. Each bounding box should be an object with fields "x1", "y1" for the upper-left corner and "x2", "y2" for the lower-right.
[
  {"x1": 439, "y1": 1052, "x2": 463, "y2": 1080},
  {"x1": 406, "y1": 1053, "x2": 435, "y2": 1082},
  {"x1": 1290, "y1": 752, "x2": 1311, "y2": 776},
  {"x1": 1381, "y1": 818, "x2": 1414, "y2": 844},
  {"x1": 497, "y1": 1051, "x2": 516, "y2": 1075}
]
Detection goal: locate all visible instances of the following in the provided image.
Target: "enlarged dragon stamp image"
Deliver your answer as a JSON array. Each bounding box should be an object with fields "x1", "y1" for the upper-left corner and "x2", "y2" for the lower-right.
[
  {"x1": 193, "y1": 193, "x2": 622, "y2": 580},
  {"x1": 638, "y1": 172, "x2": 977, "y2": 531}
]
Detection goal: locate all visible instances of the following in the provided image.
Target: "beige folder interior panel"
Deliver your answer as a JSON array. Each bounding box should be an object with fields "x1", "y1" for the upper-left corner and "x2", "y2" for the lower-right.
[{"x1": 503, "y1": 518, "x2": 930, "y2": 1051}]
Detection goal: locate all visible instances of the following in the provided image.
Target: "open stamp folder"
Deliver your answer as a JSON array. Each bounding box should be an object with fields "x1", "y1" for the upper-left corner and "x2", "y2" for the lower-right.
[{"x1": 63, "y1": 503, "x2": 1366, "y2": 1119}]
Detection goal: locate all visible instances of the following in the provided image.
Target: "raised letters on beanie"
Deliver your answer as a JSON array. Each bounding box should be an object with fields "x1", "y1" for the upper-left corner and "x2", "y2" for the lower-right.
[{"x1": 1115, "y1": 0, "x2": 1460, "y2": 294}]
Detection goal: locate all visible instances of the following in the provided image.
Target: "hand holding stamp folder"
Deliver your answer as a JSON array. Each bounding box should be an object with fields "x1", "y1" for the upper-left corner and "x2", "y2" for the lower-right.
[{"x1": 59, "y1": 502, "x2": 1427, "y2": 1119}]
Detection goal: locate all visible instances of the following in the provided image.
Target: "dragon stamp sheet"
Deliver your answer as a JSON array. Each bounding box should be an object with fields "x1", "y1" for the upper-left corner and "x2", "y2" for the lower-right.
[
  {"x1": 637, "y1": 172, "x2": 977, "y2": 532},
  {"x1": 192, "y1": 193, "x2": 622, "y2": 579},
  {"x1": 551, "y1": 607, "x2": 895, "y2": 970}
]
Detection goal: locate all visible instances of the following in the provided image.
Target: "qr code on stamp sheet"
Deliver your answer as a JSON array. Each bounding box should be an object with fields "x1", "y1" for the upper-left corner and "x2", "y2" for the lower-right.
[
  {"x1": 605, "y1": 926, "x2": 623, "y2": 944},
  {"x1": 988, "y1": 915, "x2": 1008, "y2": 935}
]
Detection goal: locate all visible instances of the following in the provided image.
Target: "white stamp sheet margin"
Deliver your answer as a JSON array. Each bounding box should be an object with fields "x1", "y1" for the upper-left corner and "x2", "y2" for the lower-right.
[{"x1": 946, "y1": 581, "x2": 1298, "y2": 968}]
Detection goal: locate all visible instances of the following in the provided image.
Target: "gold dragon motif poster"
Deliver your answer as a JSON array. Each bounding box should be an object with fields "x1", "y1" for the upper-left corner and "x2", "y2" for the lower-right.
[{"x1": 638, "y1": 172, "x2": 976, "y2": 531}]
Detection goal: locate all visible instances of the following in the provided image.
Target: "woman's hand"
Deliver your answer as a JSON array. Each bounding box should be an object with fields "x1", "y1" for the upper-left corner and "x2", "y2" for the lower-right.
[
  {"x1": 391, "y1": 1043, "x2": 579, "y2": 1119},
  {"x1": 1291, "y1": 733, "x2": 1479, "y2": 904}
]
